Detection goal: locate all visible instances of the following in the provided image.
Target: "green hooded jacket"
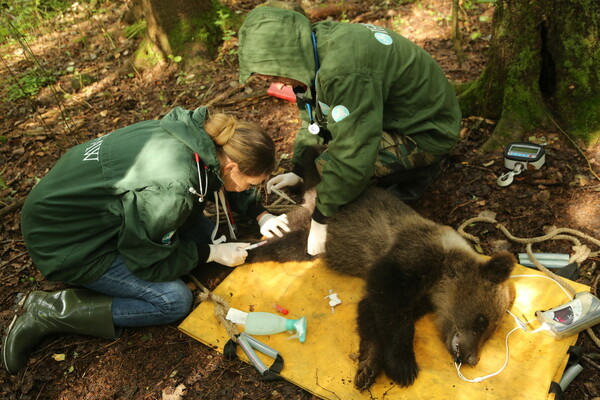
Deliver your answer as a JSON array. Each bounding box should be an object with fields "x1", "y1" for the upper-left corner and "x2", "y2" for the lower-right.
[
  {"x1": 239, "y1": 7, "x2": 461, "y2": 219},
  {"x1": 21, "y1": 107, "x2": 262, "y2": 284}
]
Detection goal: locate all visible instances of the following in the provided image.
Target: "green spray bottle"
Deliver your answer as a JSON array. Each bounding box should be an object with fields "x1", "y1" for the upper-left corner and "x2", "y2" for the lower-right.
[{"x1": 226, "y1": 308, "x2": 307, "y2": 343}]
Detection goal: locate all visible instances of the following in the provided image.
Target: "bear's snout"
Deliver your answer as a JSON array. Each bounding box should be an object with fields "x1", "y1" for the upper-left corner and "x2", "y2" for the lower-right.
[
  {"x1": 463, "y1": 353, "x2": 480, "y2": 365},
  {"x1": 451, "y1": 332, "x2": 481, "y2": 365}
]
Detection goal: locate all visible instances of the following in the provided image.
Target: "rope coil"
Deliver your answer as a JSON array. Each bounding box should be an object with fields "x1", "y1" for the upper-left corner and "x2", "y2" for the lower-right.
[{"x1": 457, "y1": 216, "x2": 600, "y2": 348}]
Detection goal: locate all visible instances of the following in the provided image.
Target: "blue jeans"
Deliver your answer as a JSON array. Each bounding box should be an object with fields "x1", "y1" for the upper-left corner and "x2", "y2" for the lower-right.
[
  {"x1": 83, "y1": 215, "x2": 215, "y2": 327},
  {"x1": 83, "y1": 256, "x2": 193, "y2": 327}
]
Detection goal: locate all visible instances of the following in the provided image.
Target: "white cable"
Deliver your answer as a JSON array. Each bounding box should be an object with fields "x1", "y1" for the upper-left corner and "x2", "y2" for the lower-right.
[
  {"x1": 455, "y1": 324, "x2": 520, "y2": 382},
  {"x1": 456, "y1": 273, "x2": 574, "y2": 382}
]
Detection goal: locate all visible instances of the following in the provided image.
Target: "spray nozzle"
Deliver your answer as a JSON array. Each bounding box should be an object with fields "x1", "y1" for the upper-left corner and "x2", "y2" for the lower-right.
[{"x1": 285, "y1": 316, "x2": 307, "y2": 343}]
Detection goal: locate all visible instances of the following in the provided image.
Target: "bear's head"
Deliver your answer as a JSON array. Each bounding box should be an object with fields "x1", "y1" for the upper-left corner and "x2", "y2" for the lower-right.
[{"x1": 432, "y1": 250, "x2": 516, "y2": 366}]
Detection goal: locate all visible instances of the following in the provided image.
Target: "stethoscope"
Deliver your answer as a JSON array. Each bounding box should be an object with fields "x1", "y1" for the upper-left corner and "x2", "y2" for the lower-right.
[
  {"x1": 189, "y1": 152, "x2": 208, "y2": 202},
  {"x1": 189, "y1": 152, "x2": 237, "y2": 240},
  {"x1": 306, "y1": 32, "x2": 320, "y2": 135}
]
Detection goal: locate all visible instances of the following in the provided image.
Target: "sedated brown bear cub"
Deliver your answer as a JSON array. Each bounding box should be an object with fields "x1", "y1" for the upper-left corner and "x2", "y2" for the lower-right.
[{"x1": 248, "y1": 186, "x2": 516, "y2": 390}]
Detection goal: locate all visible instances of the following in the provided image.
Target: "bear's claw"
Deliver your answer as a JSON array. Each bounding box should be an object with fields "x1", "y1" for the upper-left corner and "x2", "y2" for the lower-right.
[{"x1": 355, "y1": 364, "x2": 378, "y2": 391}]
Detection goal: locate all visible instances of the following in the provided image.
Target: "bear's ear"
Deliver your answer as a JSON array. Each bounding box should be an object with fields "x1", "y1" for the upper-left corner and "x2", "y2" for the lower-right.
[{"x1": 480, "y1": 251, "x2": 516, "y2": 283}]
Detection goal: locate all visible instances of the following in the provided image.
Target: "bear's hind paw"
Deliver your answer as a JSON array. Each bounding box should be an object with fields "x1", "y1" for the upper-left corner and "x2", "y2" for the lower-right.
[{"x1": 354, "y1": 365, "x2": 378, "y2": 391}]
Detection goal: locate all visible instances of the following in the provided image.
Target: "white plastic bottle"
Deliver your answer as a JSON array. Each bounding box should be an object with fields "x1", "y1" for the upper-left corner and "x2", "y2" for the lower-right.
[
  {"x1": 245, "y1": 312, "x2": 292, "y2": 334},
  {"x1": 225, "y1": 308, "x2": 307, "y2": 343}
]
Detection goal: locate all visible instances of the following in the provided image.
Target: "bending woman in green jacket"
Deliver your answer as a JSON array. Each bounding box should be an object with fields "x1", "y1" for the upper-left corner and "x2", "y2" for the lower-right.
[
  {"x1": 3, "y1": 107, "x2": 289, "y2": 375},
  {"x1": 238, "y1": 6, "x2": 462, "y2": 256}
]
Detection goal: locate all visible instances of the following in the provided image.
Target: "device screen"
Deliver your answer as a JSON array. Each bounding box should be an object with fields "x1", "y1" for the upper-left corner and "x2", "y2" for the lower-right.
[
  {"x1": 510, "y1": 145, "x2": 539, "y2": 155},
  {"x1": 552, "y1": 306, "x2": 574, "y2": 325}
]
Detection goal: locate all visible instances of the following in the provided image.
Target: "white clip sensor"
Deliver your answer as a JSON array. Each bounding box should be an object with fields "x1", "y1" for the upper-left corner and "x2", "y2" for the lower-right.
[{"x1": 497, "y1": 142, "x2": 545, "y2": 186}]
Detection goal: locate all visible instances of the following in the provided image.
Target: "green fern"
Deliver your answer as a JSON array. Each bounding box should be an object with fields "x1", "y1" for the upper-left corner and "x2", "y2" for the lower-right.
[
  {"x1": 7, "y1": 69, "x2": 57, "y2": 101},
  {"x1": 124, "y1": 19, "x2": 147, "y2": 39}
]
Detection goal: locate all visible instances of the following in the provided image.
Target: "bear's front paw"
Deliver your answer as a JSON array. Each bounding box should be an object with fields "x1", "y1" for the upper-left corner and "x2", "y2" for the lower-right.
[
  {"x1": 354, "y1": 363, "x2": 379, "y2": 391},
  {"x1": 385, "y1": 353, "x2": 419, "y2": 387}
]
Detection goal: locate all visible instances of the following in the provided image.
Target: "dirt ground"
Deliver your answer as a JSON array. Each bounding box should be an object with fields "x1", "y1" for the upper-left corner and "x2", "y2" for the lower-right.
[{"x1": 1, "y1": 1, "x2": 599, "y2": 399}]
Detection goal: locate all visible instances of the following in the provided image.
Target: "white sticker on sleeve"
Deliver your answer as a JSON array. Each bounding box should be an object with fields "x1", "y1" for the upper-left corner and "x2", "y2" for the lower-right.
[
  {"x1": 331, "y1": 105, "x2": 350, "y2": 122},
  {"x1": 374, "y1": 32, "x2": 393, "y2": 45}
]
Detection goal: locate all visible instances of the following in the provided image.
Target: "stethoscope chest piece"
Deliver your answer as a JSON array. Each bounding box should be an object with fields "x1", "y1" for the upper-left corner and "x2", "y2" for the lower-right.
[{"x1": 308, "y1": 123, "x2": 320, "y2": 135}]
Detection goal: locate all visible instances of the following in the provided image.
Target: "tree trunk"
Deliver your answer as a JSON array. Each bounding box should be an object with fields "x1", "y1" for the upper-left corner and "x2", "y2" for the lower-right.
[
  {"x1": 457, "y1": 0, "x2": 600, "y2": 151},
  {"x1": 129, "y1": 0, "x2": 226, "y2": 71}
]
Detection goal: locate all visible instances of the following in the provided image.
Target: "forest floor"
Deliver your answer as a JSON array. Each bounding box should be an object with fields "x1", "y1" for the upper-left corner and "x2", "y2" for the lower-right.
[{"x1": 1, "y1": 0, "x2": 599, "y2": 399}]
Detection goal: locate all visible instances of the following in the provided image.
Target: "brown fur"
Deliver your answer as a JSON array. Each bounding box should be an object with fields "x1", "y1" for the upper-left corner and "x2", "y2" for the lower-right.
[{"x1": 248, "y1": 177, "x2": 516, "y2": 390}]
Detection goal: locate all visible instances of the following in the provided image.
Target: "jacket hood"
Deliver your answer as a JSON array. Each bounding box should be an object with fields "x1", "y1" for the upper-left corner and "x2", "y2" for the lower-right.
[
  {"x1": 238, "y1": 6, "x2": 315, "y2": 87},
  {"x1": 159, "y1": 106, "x2": 219, "y2": 169}
]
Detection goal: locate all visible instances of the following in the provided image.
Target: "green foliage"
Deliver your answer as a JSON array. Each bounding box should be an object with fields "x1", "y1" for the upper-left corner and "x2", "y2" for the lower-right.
[
  {"x1": 0, "y1": 173, "x2": 7, "y2": 190},
  {"x1": 132, "y1": 38, "x2": 165, "y2": 69},
  {"x1": 1, "y1": 0, "x2": 75, "y2": 39},
  {"x1": 0, "y1": 25, "x2": 10, "y2": 43},
  {"x1": 214, "y1": 8, "x2": 237, "y2": 41},
  {"x1": 168, "y1": 18, "x2": 209, "y2": 55},
  {"x1": 74, "y1": 36, "x2": 88, "y2": 46},
  {"x1": 20, "y1": 275, "x2": 36, "y2": 283},
  {"x1": 462, "y1": 0, "x2": 477, "y2": 10},
  {"x1": 176, "y1": 72, "x2": 196, "y2": 85},
  {"x1": 124, "y1": 19, "x2": 147, "y2": 39},
  {"x1": 213, "y1": 5, "x2": 243, "y2": 59},
  {"x1": 7, "y1": 68, "x2": 57, "y2": 101}
]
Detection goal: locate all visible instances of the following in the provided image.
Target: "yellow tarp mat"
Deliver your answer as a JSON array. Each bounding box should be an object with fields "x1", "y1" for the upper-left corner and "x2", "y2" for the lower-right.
[{"x1": 179, "y1": 260, "x2": 590, "y2": 400}]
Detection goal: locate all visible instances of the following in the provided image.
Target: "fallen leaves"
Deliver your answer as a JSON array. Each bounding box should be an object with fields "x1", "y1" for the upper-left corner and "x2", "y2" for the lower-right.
[
  {"x1": 162, "y1": 384, "x2": 186, "y2": 400},
  {"x1": 572, "y1": 174, "x2": 591, "y2": 187}
]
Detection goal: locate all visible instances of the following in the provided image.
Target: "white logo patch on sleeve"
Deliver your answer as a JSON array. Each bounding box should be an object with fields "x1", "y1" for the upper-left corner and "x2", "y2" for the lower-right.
[
  {"x1": 360, "y1": 23, "x2": 394, "y2": 46},
  {"x1": 374, "y1": 32, "x2": 393, "y2": 45},
  {"x1": 331, "y1": 105, "x2": 350, "y2": 122}
]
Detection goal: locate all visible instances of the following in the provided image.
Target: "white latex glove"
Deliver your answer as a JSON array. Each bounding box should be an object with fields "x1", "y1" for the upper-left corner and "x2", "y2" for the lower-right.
[
  {"x1": 307, "y1": 219, "x2": 327, "y2": 256},
  {"x1": 207, "y1": 242, "x2": 250, "y2": 267},
  {"x1": 266, "y1": 172, "x2": 303, "y2": 193},
  {"x1": 258, "y1": 213, "x2": 291, "y2": 238}
]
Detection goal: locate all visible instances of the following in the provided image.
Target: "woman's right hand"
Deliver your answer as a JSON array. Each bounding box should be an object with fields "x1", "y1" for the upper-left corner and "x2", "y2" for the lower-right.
[
  {"x1": 266, "y1": 172, "x2": 303, "y2": 192},
  {"x1": 207, "y1": 243, "x2": 250, "y2": 267}
]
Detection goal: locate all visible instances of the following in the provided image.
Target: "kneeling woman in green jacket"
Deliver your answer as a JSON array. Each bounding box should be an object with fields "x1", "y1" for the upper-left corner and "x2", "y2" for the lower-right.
[{"x1": 3, "y1": 106, "x2": 289, "y2": 375}]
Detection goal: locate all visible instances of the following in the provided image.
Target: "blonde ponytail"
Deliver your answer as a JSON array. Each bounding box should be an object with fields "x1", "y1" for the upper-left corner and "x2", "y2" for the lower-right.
[
  {"x1": 204, "y1": 113, "x2": 237, "y2": 146},
  {"x1": 204, "y1": 113, "x2": 276, "y2": 177}
]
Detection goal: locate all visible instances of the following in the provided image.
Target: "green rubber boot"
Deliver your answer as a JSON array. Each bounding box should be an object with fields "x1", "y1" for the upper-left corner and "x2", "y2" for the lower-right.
[{"x1": 2, "y1": 289, "x2": 119, "y2": 375}]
